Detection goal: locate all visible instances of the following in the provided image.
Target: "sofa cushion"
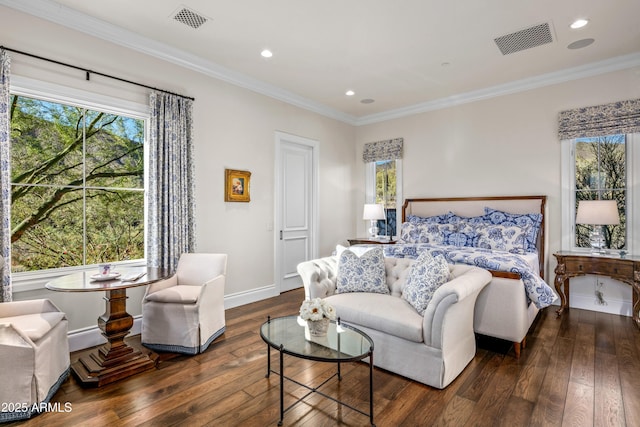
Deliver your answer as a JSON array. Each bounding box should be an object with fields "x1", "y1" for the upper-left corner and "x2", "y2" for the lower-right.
[
  {"x1": 402, "y1": 252, "x2": 450, "y2": 315},
  {"x1": 325, "y1": 292, "x2": 424, "y2": 343},
  {"x1": 145, "y1": 285, "x2": 201, "y2": 303},
  {"x1": 1, "y1": 312, "x2": 65, "y2": 341},
  {"x1": 336, "y1": 247, "x2": 389, "y2": 294}
]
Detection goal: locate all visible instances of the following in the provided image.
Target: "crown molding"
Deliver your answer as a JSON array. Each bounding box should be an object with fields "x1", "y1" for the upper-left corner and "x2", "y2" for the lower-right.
[
  {"x1": 2, "y1": 0, "x2": 639, "y2": 127},
  {"x1": 355, "y1": 51, "x2": 640, "y2": 126},
  {"x1": 0, "y1": 0, "x2": 357, "y2": 124}
]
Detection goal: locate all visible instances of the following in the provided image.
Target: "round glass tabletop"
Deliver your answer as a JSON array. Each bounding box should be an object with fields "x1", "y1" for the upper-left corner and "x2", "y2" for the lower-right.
[{"x1": 260, "y1": 315, "x2": 374, "y2": 362}]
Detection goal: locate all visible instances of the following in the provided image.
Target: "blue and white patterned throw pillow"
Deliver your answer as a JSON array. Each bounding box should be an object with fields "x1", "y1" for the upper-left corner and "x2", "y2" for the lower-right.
[
  {"x1": 447, "y1": 214, "x2": 488, "y2": 226},
  {"x1": 475, "y1": 224, "x2": 529, "y2": 254},
  {"x1": 336, "y1": 247, "x2": 389, "y2": 294},
  {"x1": 406, "y1": 213, "x2": 450, "y2": 225},
  {"x1": 402, "y1": 252, "x2": 450, "y2": 315},
  {"x1": 483, "y1": 208, "x2": 542, "y2": 252},
  {"x1": 443, "y1": 223, "x2": 477, "y2": 247},
  {"x1": 400, "y1": 222, "x2": 456, "y2": 245}
]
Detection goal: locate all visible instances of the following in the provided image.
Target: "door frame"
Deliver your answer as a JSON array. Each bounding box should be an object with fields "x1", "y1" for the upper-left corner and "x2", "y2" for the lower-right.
[{"x1": 274, "y1": 131, "x2": 319, "y2": 294}]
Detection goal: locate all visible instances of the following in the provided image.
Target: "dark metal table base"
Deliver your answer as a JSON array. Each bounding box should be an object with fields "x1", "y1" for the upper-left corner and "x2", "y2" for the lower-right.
[{"x1": 266, "y1": 343, "x2": 375, "y2": 426}]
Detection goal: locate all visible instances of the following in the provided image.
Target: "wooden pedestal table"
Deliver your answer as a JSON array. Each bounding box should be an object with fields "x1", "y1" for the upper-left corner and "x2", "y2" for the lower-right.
[{"x1": 46, "y1": 267, "x2": 169, "y2": 387}]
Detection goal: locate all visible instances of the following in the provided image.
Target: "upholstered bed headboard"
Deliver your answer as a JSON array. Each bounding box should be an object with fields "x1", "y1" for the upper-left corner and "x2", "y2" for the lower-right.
[{"x1": 402, "y1": 195, "x2": 547, "y2": 279}]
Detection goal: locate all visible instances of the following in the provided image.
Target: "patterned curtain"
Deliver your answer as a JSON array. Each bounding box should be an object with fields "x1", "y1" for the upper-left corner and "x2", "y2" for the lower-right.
[
  {"x1": 363, "y1": 137, "x2": 403, "y2": 162},
  {"x1": 147, "y1": 92, "x2": 195, "y2": 272},
  {"x1": 558, "y1": 99, "x2": 640, "y2": 140},
  {"x1": 0, "y1": 50, "x2": 11, "y2": 302}
]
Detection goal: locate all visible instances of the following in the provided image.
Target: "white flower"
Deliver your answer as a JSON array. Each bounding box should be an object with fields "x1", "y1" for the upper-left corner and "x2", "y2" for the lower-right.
[{"x1": 299, "y1": 298, "x2": 336, "y2": 321}]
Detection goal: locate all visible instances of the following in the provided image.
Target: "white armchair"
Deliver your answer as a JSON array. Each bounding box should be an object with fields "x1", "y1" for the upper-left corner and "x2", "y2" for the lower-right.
[
  {"x1": 141, "y1": 253, "x2": 227, "y2": 355},
  {"x1": 0, "y1": 299, "x2": 70, "y2": 422}
]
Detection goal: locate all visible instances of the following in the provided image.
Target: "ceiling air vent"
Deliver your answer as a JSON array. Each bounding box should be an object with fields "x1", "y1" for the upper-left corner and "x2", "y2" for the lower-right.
[
  {"x1": 494, "y1": 22, "x2": 553, "y2": 55},
  {"x1": 172, "y1": 6, "x2": 208, "y2": 29}
]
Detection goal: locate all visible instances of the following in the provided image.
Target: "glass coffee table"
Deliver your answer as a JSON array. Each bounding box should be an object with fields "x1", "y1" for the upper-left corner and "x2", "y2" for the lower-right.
[{"x1": 260, "y1": 315, "x2": 375, "y2": 426}]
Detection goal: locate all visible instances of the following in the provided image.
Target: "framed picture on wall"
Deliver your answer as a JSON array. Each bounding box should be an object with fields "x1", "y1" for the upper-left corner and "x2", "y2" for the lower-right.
[{"x1": 225, "y1": 169, "x2": 251, "y2": 202}]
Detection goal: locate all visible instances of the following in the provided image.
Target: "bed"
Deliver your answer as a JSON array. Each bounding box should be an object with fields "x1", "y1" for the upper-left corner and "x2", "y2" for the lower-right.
[{"x1": 372, "y1": 195, "x2": 555, "y2": 357}]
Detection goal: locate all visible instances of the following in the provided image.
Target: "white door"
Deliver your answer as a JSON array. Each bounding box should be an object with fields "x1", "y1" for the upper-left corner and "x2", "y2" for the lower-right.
[{"x1": 275, "y1": 132, "x2": 318, "y2": 293}]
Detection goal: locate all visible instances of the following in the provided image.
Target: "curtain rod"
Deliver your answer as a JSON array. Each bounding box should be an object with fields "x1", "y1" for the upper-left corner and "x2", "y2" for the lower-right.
[{"x1": 1, "y1": 46, "x2": 195, "y2": 101}]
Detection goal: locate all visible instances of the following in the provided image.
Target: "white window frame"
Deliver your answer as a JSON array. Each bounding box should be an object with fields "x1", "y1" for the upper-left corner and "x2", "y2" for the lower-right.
[
  {"x1": 10, "y1": 76, "x2": 150, "y2": 292},
  {"x1": 365, "y1": 159, "x2": 403, "y2": 236},
  {"x1": 561, "y1": 133, "x2": 638, "y2": 254}
]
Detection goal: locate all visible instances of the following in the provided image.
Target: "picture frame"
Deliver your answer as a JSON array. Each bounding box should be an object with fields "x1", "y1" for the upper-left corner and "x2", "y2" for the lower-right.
[{"x1": 225, "y1": 169, "x2": 251, "y2": 202}]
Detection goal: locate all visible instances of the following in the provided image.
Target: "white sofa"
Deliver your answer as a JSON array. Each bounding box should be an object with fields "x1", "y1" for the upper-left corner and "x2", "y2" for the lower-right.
[{"x1": 298, "y1": 256, "x2": 491, "y2": 389}]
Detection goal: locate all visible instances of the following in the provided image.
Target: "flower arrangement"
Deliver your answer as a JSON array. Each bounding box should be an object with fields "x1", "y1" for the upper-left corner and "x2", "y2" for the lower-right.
[{"x1": 299, "y1": 298, "x2": 336, "y2": 322}]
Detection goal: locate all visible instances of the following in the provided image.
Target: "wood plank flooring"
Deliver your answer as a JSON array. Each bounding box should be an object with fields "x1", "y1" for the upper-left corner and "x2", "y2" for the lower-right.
[{"x1": 9, "y1": 288, "x2": 640, "y2": 426}]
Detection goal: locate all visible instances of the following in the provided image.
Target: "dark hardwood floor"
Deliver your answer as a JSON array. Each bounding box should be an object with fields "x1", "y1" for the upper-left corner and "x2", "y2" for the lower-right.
[{"x1": 10, "y1": 288, "x2": 640, "y2": 426}]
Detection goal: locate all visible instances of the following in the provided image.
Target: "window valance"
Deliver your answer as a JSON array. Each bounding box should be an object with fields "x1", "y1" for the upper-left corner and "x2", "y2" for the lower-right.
[
  {"x1": 362, "y1": 138, "x2": 403, "y2": 163},
  {"x1": 558, "y1": 98, "x2": 640, "y2": 140}
]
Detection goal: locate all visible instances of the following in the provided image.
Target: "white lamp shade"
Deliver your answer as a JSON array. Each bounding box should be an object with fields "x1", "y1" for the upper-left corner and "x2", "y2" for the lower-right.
[
  {"x1": 576, "y1": 200, "x2": 620, "y2": 225},
  {"x1": 363, "y1": 203, "x2": 385, "y2": 221}
]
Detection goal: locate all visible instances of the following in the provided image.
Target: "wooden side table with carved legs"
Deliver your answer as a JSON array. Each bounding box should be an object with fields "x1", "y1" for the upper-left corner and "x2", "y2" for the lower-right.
[{"x1": 553, "y1": 252, "x2": 640, "y2": 329}]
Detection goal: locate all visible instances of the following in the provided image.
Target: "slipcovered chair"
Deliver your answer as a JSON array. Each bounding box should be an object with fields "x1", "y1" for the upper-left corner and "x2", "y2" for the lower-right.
[
  {"x1": 0, "y1": 299, "x2": 70, "y2": 422},
  {"x1": 141, "y1": 253, "x2": 227, "y2": 355}
]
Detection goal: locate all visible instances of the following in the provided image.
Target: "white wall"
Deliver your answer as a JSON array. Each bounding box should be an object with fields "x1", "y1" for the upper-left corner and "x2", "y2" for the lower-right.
[
  {"x1": 355, "y1": 66, "x2": 640, "y2": 314},
  {"x1": 1, "y1": 7, "x2": 357, "y2": 340}
]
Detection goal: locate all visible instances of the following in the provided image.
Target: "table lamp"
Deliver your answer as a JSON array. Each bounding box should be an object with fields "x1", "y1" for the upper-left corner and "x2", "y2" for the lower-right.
[
  {"x1": 363, "y1": 204, "x2": 385, "y2": 238},
  {"x1": 575, "y1": 200, "x2": 620, "y2": 254}
]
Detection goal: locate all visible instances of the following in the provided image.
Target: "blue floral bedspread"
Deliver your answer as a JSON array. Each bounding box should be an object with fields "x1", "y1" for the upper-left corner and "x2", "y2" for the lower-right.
[{"x1": 368, "y1": 243, "x2": 557, "y2": 309}]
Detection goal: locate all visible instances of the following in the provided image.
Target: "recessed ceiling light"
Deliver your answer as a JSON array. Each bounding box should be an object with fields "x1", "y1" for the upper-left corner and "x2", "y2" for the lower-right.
[
  {"x1": 345, "y1": 90, "x2": 355, "y2": 96},
  {"x1": 360, "y1": 99, "x2": 375, "y2": 104},
  {"x1": 570, "y1": 19, "x2": 589, "y2": 29},
  {"x1": 567, "y1": 38, "x2": 595, "y2": 49},
  {"x1": 261, "y1": 49, "x2": 273, "y2": 58}
]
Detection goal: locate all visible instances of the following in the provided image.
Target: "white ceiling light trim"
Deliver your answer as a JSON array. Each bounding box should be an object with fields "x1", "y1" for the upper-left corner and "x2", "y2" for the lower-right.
[
  {"x1": 570, "y1": 19, "x2": 589, "y2": 29},
  {"x1": 3, "y1": 0, "x2": 639, "y2": 127}
]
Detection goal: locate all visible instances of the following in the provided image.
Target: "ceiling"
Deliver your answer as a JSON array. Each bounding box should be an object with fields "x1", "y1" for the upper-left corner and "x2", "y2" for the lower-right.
[{"x1": 3, "y1": 0, "x2": 640, "y2": 124}]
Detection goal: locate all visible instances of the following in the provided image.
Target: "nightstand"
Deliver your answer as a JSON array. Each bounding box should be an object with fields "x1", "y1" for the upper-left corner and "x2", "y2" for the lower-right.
[
  {"x1": 553, "y1": 251, "x2": 640, "y2": 329},
  {"x1": 347, "y1": 238, "x2": 396, "y2": 245}
]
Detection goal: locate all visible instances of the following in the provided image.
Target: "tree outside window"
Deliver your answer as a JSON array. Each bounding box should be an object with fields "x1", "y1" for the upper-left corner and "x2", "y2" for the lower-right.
[
  {"x1": 10, "y1": 95, "x2": 145, "y2": 272},
  {"x1": 574, "y1": 134, "x2": 626, "y2": 250},
  {"x1": 375, "y1": 160, "x2": 397, "y2": 236}
]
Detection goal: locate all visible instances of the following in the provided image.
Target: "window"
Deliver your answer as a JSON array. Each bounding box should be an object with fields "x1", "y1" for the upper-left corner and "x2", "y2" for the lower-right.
[
  {"x1": 9, "y1": 94, "x2": 146, "y2": 272},
  {"x1": 574, "y1": 135, "x2": 626, "y2": 250},
  {"x1": 562, "y1": 133, "x2": 638, "y2": 253},
  {"x1": 366, "y1": 159, "x2": 402, "y2": 237}
]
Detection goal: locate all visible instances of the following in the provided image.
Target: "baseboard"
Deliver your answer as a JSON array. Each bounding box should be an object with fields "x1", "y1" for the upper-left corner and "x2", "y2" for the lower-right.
[
  {"x1": 223, "y1": 284, "x2": 279, "y2": 310},
  {"x1": 68, "y1": 285, "x2": 279, "y2": 351},
  {"x1": 569, "y1": 293, "x2": 632, "y2": 317}
]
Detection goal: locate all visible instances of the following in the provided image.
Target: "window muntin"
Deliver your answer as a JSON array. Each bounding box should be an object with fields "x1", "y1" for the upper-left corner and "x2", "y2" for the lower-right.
[
  {"x1": 573, "y1": 134, "x2": 626, "y2": 250},
  {"x1": 10, "y1": 95, "x2": 145, "y2": 272}
]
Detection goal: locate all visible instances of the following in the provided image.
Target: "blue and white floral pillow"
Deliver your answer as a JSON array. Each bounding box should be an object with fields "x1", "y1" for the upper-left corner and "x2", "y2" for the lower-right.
[
  {"x1": 336, "y1": 247, "x2": 389, "y2": 294},
  {"x1": 402, "y1": 252, "x2": 450, "y2": 315},
  {"x1": 443, "y1": 223, "x2": 477, "y2": 247},
  {"x1": 406, "y1": 213, "x2": 450, "y2": 225},
  {"x1": 475, "y1": 224, "x2": 529, "y2": 254},
  {"x1": 483, "y1": 208, "x2": 542, "y2": 252},
  {"x1": 399, "y1": 222, "x2": 458, "y2": 244},
  {"x1": 447, "y1": 214, "x2": 488, "y2": 226}
]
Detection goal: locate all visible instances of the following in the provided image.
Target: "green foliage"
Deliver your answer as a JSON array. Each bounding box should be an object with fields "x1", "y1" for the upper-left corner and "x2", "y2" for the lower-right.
[
  {"x1": 574, "y1": 135, "x2": 626, "y2": 250},
  {"x1": 9, "y1": 95, "x2": 145, "y2": 272},
  {"x1": 375, "y1": 160, "x2": 396, "y2": 208}
]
